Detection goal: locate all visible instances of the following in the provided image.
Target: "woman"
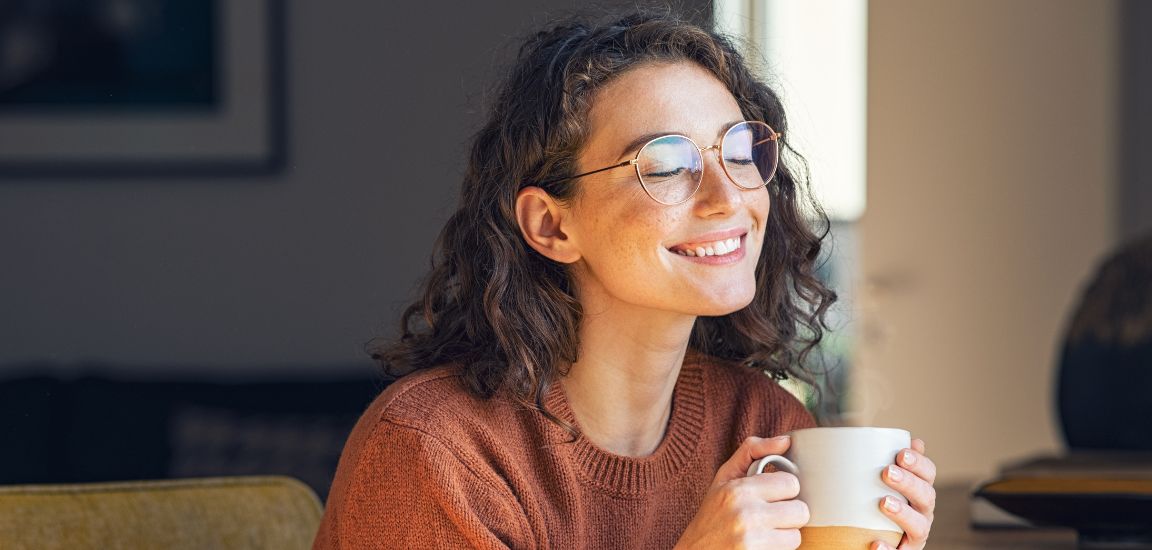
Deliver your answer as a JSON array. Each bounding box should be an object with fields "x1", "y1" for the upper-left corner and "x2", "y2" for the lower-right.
[{"x1": 316, "y1": 11, "x2": 936, "y2": 550}]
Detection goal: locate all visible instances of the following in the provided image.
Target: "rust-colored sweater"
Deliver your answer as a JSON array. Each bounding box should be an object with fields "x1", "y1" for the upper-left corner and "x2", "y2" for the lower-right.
[{"x1": 314, "y1": 356, "x2": 816, "y2": 549}]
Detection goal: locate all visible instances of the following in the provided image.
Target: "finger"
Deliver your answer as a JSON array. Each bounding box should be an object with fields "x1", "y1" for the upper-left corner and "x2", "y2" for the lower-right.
[
  {"x1": 763, "y1": 498, "x2": 810, "y2": 529},
  {"x1": 911, "y1": 438, "x2": 926, "y2": 454},
  {"x1": 715, "y1": 435, "x2": 792, "y2": 484},
  {"x1": 735, "y1": 471, "x2": 801, "y2": 503},
  {"x1": 896, "y1": 448, "x2": 937, "y2": 485},
  {"x1": 879, "y1": 495, "x2": 931, "y2": 544},
  {"x1": 882, "y1": 465, "x2": 937, "y2": 515}
]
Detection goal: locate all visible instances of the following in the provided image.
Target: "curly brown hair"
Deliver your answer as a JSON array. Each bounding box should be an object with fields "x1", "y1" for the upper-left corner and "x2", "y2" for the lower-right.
[{"x1": 371, "y1": 10, "x2": 837, "y2": 413}]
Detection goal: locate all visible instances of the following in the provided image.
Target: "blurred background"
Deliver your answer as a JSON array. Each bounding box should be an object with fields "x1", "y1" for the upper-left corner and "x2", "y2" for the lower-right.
[{"x1": 0, "y1": 0, "x2": 1146, "y2": 498}]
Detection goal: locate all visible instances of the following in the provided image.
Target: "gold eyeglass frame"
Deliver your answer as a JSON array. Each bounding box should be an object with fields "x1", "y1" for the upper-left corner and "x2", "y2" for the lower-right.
[{"x1": 536, "y1": 120, "x2": 782, "y2": 205}]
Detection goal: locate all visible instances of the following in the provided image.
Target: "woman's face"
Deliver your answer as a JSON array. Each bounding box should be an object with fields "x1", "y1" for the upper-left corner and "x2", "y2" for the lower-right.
[{"x1": 563, "y1": 61, "x2": 771, "y2": 318}]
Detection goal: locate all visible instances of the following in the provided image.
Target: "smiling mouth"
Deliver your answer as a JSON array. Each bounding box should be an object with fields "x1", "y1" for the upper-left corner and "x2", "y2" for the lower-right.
[{"x1": 667, "y1": 235, "x2": 744, "y2": 257}]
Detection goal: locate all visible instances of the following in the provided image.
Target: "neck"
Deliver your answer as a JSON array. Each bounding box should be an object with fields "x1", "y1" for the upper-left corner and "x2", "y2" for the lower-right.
[{"x1": 561, "y1": 299, "x2": 696, "y2": 457}]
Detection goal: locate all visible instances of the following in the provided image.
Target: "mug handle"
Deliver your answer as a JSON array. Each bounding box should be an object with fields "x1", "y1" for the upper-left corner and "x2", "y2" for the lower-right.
[{"x1": 747, "y1": 455, "x2": 799, "y2": 477}]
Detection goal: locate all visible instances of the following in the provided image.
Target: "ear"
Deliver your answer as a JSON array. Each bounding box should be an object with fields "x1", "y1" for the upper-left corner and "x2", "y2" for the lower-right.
[{"x1": 515, "y1": 186, "x2": 580, "y2": 264}]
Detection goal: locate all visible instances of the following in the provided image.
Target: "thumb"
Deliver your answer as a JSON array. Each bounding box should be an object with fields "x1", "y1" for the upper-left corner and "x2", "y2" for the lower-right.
[{"x1": 713, "y1": 435, "x2": 792, "y2": 486}]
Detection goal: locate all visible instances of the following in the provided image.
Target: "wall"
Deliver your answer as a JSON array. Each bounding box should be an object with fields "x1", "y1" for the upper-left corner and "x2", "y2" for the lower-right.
[
  {"x1": 0, "y1": 1, "x2": 709, "y2": 375},
  {"x1": 860, "y1": 0, "x2": 1118, "y2": 482},
  {"x1": 1120, "y1": 0, "x2": 1152, "y2": 242}
]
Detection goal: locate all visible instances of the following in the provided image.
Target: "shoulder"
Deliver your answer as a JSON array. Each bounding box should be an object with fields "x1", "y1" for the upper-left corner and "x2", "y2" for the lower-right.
[
  {"x1": 361, "y1": 364, "x2": 520, "y2": 438},
  {"x1": 689, "y1": 354, "x2": 817, "y2": 431},
  {"x1": 319, "y1": 366, "x2": 536, "y2": 548},
  {"x1": 331, "y1": 364, "x2": 529, "y2": 499}
]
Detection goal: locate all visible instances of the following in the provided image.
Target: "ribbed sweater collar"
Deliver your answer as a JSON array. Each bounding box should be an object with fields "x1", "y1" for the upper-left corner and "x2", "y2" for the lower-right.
[{"x1": 541, "y1": 359, "x2": 708, "y2": 497}]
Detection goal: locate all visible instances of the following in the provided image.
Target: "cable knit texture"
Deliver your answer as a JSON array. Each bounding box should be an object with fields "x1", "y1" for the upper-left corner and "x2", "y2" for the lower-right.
[{"x1": 314, "y1": 355, "x2": 816, "y2": 549}]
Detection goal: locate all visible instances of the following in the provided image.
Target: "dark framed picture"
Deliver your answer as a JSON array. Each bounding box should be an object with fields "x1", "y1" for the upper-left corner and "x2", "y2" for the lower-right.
[{"x1": 0, "y1": 0, "x2": 283, "y2": 176}]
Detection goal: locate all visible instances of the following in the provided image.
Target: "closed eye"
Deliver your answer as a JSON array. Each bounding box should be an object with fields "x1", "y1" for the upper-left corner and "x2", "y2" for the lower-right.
[{"x1": 645, "y1": 166, "x2": 687, "y2": 178}]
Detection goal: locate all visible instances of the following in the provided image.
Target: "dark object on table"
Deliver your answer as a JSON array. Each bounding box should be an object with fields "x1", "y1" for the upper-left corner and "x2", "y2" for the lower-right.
[
  {"x1": 974, "y1": 453, "x2": 1152, "y2": 548},
  {"x1": 0, "y1": 364, "x2": 386, "y2": 501},
  {"x1": 1058, "y1": 234, "x2": 1152, "y2": 450},
  {"x1": 973, "y1": 235, "x2": 1152, "y2": 545}
]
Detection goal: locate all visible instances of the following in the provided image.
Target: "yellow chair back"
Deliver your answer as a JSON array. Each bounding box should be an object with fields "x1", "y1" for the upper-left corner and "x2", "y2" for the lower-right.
[{"x1": 0, "y1": 476, "x2": 322, "y2": 549}]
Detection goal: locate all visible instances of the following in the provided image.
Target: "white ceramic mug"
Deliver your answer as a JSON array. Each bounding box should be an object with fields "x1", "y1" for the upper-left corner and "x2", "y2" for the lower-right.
[{"x1": 746, "y1": 427, "x2": 911, "y2": 549}]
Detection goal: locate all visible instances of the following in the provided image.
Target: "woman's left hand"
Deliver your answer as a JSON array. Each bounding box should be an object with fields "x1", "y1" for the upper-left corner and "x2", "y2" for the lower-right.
[{"x1": 873, "y1": 438, "x2": 936, "y2": 550}]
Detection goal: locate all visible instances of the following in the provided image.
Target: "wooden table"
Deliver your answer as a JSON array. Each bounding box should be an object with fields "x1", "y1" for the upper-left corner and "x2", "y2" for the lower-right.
[{"x1": 929, "y1": 482, "x2": 1079, "y2": 548}]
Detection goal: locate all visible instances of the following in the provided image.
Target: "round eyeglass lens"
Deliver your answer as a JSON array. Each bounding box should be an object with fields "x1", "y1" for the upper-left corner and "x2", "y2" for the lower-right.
[
  {"x1": 635, "y1": 135, "x2": 704, "y2": 204},
  {"x1": 721, "y1": 121, "x2": 779, "y2": 189}
]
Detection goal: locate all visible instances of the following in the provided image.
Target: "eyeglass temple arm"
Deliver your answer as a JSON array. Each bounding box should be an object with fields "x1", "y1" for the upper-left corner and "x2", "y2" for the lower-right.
[
  {"x1": 753, "y1": 131, "x2": 783, "y2": 147},
  {"x1": 534, "y1": 159, "x2": 638, "y2": 187}
]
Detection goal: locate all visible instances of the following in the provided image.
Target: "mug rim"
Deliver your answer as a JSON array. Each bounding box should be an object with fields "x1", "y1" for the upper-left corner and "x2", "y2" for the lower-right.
[{"x1": 787, "y1": 426, "x2": 910, "y2": 438}]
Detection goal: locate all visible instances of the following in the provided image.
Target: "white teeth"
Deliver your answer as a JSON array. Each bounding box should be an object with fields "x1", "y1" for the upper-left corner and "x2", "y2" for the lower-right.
[{"x1": 673, "y1": 236, "x2": 743, "y2": 257}]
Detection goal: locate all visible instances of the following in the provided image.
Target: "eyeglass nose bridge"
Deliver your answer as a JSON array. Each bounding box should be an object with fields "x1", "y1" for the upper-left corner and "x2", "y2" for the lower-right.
[
  {"x1": 696, "y1": 142, "x2": 724, "y2": 168},
  {"x1": 696, "y1": 141, "x2": 741, "y2": 187},
  {"x1": 688, "y1": 140, "x2": 722, "y2": 170},
  {"x1": 691, "y1": 142, "x2": 740, "y2": 198}
]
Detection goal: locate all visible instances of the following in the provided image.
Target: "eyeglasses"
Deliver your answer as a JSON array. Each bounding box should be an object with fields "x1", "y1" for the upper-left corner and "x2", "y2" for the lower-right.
[{"x1": 537, "y1": 120, "x2": 782, "y2": 205}]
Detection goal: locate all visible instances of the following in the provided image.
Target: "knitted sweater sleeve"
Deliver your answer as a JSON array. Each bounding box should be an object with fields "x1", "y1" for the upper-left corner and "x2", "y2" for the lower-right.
[{"x1": 314, "y1": 420, "x2": 534, "y2": 550}]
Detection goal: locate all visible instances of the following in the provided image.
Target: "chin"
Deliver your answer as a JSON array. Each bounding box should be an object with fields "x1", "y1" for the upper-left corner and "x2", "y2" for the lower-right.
[{"x1": 692, "y1": 290, "x2": 757, "y2": 317}]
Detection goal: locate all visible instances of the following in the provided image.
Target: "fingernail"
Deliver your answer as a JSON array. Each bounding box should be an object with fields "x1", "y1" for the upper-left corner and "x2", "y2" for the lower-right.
[
  {"x1": 875, "y1": 543, "x2": 891, "y2": 550},
  {"x1": 773, "y1": 435, "x2": 791, "y2": 442},
  {"x1": 903, "y1": 450, "x2": 917, "y2": 466},
  {"x1": 883, "y1": 496, "x2": 902, "y2": 513},
  {"x1": 887, "y1": 465, "x2": 903, "y2": 482}
]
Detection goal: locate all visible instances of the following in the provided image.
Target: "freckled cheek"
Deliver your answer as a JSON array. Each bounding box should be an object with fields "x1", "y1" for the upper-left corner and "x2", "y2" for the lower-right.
[
  {"x1": 614, "y1": 205, "x2": 671, "y2": 249},
  {"x1": 585, "y1": 195, "x2": 676, "y2": 261},
  {"x1": 601, "y1": 229, "x2": 664, "y2": 272},
  {"x1": 606, "y1": 229, "x2": 653, "y2": 260},
  {"x1": 747, "y1": 191, "x2": 772, "y2": 241},
  {"x1": 758, "y1": 190, "x2": 772, "y2": 219}
]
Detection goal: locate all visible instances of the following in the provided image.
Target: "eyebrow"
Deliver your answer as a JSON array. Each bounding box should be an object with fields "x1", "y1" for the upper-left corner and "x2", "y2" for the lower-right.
[{"x1": 615, "y1": 120, "x2": 745, "y2": 160}]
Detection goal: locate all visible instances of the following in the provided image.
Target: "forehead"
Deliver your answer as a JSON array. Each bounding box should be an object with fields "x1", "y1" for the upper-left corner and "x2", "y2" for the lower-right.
[{"x1": 583, "y1": 61, "x2": 744, "y2": 155}]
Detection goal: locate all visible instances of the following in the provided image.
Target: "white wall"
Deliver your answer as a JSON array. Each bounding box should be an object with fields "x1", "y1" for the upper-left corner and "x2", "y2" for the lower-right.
[{"x1": 857, "y1": 0, "x2": 1118, "y2": 482}]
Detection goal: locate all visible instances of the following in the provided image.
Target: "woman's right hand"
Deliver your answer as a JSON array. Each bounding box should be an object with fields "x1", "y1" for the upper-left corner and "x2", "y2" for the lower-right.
[{"x1": 675, "y1": 435, "x2": 810, "y2": 549}]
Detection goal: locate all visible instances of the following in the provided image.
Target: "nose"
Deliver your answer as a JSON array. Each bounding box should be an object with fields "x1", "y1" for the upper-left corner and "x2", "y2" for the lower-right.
[{"x1": 692, "y1": 144, "x2": 742, "y2": 215}]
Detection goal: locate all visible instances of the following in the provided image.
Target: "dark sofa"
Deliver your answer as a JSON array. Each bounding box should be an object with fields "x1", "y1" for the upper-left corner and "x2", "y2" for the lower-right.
[{"x1": 0, "y1": 366, "x2": 387, "y2": 501}]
